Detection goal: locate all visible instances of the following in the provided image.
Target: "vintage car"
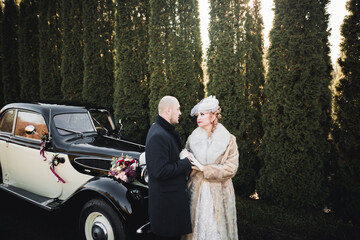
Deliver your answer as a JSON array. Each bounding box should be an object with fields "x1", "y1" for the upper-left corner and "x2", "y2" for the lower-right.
[{"x1": 0, "y1": 103, "x2": 150, "y2": 240}]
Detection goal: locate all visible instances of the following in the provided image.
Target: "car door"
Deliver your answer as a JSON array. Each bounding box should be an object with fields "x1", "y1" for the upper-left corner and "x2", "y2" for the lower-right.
[
  {"x1": 6, "y1": 110, "x2": 62, "y2": 198},
  {"x1": 0, "y1": 109, "x2": 16, "y2": 183}
]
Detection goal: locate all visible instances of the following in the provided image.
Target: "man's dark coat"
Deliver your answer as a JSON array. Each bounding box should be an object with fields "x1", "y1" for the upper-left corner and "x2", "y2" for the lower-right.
[{"x1": 145, "y1": 115, "x2": 192, "y2": 237}]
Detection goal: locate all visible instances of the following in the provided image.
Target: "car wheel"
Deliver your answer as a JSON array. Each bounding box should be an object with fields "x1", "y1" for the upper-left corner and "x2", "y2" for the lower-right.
[{"x1": 79, "y1": 198, "x2": 126, "y2": 240}]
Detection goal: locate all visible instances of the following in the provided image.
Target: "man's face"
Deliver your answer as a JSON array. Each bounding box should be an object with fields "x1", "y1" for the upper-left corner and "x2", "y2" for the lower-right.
[{"x1": 169, "y1": 101, "x2": 181, "y2": 125}]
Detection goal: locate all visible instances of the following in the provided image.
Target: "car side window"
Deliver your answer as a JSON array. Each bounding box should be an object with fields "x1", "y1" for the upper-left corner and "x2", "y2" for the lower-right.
[
  {"x1": 0, "y1": 110, "x2": 15, "y2": 133},
  {"x1": 90, "y1": 112, "x2": 113, "y2": 132},
  {"x1": 15, "y1": 111, "x2": 48, "y2": 140}
]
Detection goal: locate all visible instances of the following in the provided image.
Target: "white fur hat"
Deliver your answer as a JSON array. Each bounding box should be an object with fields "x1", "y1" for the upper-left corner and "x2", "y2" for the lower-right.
[{"x1": 190, "y1": 96, "x2": 219, "y2": 116}]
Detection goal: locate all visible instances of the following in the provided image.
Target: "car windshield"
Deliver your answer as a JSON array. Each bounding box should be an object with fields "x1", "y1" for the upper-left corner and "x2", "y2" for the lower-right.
[{"x1": 53, "y1": 113, "x2": 96, "y2": 135}]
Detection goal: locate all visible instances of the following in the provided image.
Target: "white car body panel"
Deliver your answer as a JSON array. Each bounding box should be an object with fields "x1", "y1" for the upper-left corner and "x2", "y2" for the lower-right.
[{"x1": 3, "y1": 140, "x2": 92, "y2": 200}]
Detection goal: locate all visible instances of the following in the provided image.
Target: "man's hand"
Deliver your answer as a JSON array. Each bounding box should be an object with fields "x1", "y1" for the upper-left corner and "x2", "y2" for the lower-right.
[{"x1": 188, "y1": 153, "x2": 204, "y2": 171}]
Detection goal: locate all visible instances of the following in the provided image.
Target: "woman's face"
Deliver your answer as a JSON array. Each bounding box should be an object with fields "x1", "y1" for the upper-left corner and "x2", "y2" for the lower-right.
[{"x1": 197, "y1": 111, "x2": 214, "y2": 129}]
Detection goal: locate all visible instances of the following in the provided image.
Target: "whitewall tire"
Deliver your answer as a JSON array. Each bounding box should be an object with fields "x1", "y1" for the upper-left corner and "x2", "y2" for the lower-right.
[{"x1": 79, "y1": 198, "x2": 125, "y2": 240}]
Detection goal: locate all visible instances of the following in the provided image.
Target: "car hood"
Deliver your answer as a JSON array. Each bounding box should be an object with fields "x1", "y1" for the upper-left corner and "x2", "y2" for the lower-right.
[{"x1": 67, "y1": 134, "x2": 145, "y2": 160}]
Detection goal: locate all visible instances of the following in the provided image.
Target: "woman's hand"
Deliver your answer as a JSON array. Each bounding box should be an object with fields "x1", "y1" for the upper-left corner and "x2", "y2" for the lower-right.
[
  {"x1": 188, "y1": 153, "x2": 204, "y2": 171},
  {"x1": 179, "y1": 148, "x2": 189, "y2": 159}
]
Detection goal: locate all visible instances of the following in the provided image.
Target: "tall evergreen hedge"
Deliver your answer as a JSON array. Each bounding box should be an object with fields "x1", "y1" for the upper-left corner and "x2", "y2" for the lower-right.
[
  {"x1": 82, "y1": 0, "x2": 114, "y2": 110},
  {"x1": 2, "y1": 0, "x2": 20, "y2": 104},
  {"x1": 167, "y1": 0, "x2": 204, "y2": 139},
  {"x1": 61, "y1": 0, "x2": 83, "y2": 102},
  {"x1": 332, "y1": 0, "x2": 360, "y2": 222},
  {"x1": 257, "y1": 0, "x2": 332, "y2": 209},
  {"x1": 207, "y1": 0, "x2": 241, "y2": 136},
  {"x1": 38, "y1": 0, "x2": 62, "y2": 101},
  {"x1": 207, "y1": 0, "x2": 264, "y2": 196},
  {"x1": 207, "y1": 0, "x2": 265, "y2": 197},
  {"x1": 148, "y1": 0, "x2": 170, "y2": 121},
  {"x1": 18, "y1": 0, "x2": 40, "y2": 102},
  {"x1": 113, "y1": 0, "x2": 150, "y2": 144},
  {"x1": 233, "y1": 0, "x2": 265, "y2": 197},
  {"x1": 148, "y1": 0, "x2": 204, "y2": 140}
]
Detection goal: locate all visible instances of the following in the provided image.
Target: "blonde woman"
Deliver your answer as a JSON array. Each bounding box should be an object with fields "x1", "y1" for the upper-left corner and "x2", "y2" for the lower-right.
[{"x1": 182, "y1": 96, "x2": 239, "y2": 240}]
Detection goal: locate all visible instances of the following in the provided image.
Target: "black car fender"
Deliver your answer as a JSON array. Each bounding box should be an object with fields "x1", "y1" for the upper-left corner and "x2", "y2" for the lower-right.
[
  {"x1": 70, "y1": 176, "x2": 133, "y2": 220},
  {"x1": 67, "y1": 175, "x2": 149, "y2": 234}
]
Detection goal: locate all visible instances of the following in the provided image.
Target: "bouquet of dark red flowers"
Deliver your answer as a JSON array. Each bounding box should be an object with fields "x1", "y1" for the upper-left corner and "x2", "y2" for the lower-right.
[{"x1": 109, "y1": 154, "x2": 138, "y2": 183}]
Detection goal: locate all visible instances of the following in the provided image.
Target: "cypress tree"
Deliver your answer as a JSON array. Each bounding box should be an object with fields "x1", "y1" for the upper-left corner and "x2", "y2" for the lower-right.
[
  {"x1": 18, "y1": 0, "x2": 40, "y2": 102},
  {"x1": 0, "y1": 2, "x2": 3, "y2": 107},
  {"x1": 207, "y1": 0, "x2": 249, "y2": 139},
  {"x1": 82, "y1": 0, "x2": 114, "y2": 110},
  {"x1": 332, "y1": 0, "x2": 360, "y2": 222},
  {"x1": 38, "y1": 0, "x2": 62, "y2": 101},
  {"x1": 148, "y1": 0, "x2": 170, "y2": 121},
  {"x1": 168, "y1": 0, "x2": 204, "y2": 139},
  {"x1": 247, "y1": 0, "x2": 265, "y2": 115},
  {"x1": 114, "y1": 0, "x2": 150, "y2": 144},
  {"x1": 208, "y1": 0, "x2": 259, "y2": 196},
  {"x1": 2, "y1": 0, "x2": 20, "y2": 104},
  {"x1": 61, "y1": 0, "x2": 83, "y2": 102},
  {"x1": 233, "y1": 0, "x2": 265, "y2": 197},
  {"x1": 188, "y1": 0, "x2": 204, "y2": 102},
  {"x1": 148, "y1": 0, "x2": 204, "y2": 139},
  {"x1": 257, "y1": 0, "x2": 332, "y2": 209}
]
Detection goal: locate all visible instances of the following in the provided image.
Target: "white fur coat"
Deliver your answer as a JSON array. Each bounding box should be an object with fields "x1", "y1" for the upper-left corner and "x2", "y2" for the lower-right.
[{"x1": 183, "y1": 123, "x2": 239, "y2": 240}]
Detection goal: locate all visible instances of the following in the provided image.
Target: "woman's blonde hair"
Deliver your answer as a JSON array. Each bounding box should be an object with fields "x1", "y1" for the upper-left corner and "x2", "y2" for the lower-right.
[{"x1": 210, "y1": 107, "x2": 222, "y2": 133}]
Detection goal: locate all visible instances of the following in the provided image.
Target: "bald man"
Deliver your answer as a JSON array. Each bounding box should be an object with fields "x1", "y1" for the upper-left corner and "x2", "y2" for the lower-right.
[{"x1": 145, "y1": 96, "x2": 192, "y2": 240}]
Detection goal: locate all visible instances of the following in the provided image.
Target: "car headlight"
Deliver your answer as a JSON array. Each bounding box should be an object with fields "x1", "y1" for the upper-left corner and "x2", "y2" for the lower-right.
[
  {"x1": 139, "y1": 164, "x2": 148, "y2": 184},
  {"x1": 139, "y1": 152, "x2": 146, "y2": 165},
  {"x1": 137, "y1": 152, "x2": 148, "y2": 184}
]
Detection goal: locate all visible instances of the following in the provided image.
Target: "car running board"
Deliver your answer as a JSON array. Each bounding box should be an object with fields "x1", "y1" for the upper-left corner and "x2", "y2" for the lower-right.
[{"x1": 0, "y1": 183, "x2": 63, "y2": 211}]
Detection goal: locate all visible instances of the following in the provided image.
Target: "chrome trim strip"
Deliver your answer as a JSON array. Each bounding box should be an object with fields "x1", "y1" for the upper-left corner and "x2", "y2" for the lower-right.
[{"x1": 136, "y1": 222, "x2": 150, "y2": 234}]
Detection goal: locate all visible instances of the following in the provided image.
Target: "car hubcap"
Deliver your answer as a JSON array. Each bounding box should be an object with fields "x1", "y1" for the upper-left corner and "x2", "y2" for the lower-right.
[
  {"x1": 85, "y1": 212, "x2": 114, "y2": 240},
  {"x1": 92, "y1": 222, "x2": 107, "y2": 240}
]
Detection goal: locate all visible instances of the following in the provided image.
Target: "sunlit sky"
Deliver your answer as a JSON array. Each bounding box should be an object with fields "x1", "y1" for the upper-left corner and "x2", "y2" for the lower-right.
[{"x1": 199, "y1": 0, "x2": 349, "y2": 65}]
